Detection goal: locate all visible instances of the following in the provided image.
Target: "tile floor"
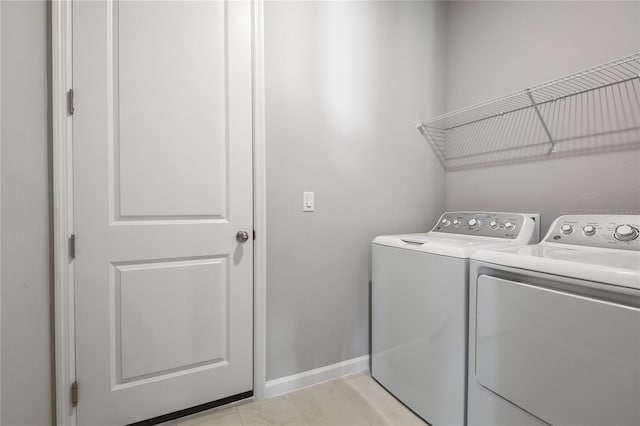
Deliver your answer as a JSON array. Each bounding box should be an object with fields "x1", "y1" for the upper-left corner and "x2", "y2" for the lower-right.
[{"x1": 168, "y1": 373, "x2": 428, "y2": 426}]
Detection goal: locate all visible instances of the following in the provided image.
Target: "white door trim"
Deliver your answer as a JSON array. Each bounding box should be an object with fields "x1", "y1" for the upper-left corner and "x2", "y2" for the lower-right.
[
  {"x1": 252, "y1": 0, "x2": 268, "y2": 401},
  {"x1": 52, "y1": 1, "x2": 75, "y2": 424},
  {"x1": 0, "y1": 4, "x2": 3, "y2": 422},
  {"x1": 51, "y1": 1, "x2": 267, "y2": 424}
]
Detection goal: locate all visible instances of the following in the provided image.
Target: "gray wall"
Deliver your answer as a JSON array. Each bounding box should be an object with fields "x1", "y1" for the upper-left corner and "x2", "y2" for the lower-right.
[
  {"x1": 444, "y1": 1, "x2": 640, "y2": 233},
  {"x1": 264, "y1": 1, "x2": 446, "y2": 380},
  {"x1": 1, "y1": 1, "x2": 53, "y2": 425}
]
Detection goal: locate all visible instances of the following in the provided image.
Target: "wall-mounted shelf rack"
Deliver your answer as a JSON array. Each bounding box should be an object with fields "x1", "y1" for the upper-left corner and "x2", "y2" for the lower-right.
[{"x1": 417, "y1": 52, "x2": 640, "y2": 170}]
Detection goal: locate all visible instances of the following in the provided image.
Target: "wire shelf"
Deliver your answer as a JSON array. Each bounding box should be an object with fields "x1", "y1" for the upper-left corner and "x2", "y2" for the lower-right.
[{"x1": 417, "y1": 52, "x2": 640, "y2": 170}]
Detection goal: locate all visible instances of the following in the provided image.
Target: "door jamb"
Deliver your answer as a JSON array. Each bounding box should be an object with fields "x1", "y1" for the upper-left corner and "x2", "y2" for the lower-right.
[
  {"x1": 252, "y1": 0, "x2": 267, "y2": 401},
  {"x1": 52, "y1": 1, "x2": 75, "y2": 424},
  {"x1": 0, "y1": 4, "x2": 3, "y2": 422},
  {"x1": 52, "y1": 2, "x2": 268, "y2": 424}
]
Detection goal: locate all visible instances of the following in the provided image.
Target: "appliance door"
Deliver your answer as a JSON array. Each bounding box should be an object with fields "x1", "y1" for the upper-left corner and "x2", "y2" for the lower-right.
[
  {"x1": 372, "y1": 244, "x2": 467, "y2": 426},
  {"x1": 475, "y1": 275, "x2": 640, "y2": 426}
]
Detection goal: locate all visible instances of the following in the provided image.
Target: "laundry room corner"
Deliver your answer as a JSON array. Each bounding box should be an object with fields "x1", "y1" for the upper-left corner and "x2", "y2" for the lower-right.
[{"x1": 443, "y1": 1, "x2": 640, "y2": 232}]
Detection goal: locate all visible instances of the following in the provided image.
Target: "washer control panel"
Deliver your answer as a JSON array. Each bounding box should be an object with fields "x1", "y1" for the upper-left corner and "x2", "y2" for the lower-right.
[
  {"x1": 545, "y1": 215, "x2": 640, "y2": 251},
  {"x1": 431, "y1": 212, "x2": 526, "y2": 239}
]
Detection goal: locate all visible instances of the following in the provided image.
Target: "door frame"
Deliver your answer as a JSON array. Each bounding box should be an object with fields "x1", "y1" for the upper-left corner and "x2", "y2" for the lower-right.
[
  {"x1": 0, "y1": 5, "x2": 3, "y2": 422},
  {"x1": 51, "y1": 1, "x2": 267, "y2": 424}
]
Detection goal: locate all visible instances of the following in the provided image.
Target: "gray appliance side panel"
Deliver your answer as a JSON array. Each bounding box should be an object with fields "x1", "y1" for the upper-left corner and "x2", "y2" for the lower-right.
[
  {"x1": 371, "y1": 244, "x2": 467, "y2": 426},
  {"x1": 468, "y1": 261, "x2": 640, "y2": 426}
]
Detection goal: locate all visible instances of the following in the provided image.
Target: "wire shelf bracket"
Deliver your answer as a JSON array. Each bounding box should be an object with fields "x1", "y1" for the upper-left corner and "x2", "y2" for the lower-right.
[
  {"x1": 417, "y1": 52, "x2": 640, "y2": 170},
  {"x1": 525, "y1": 88, "x2": 556, "y2": 154}
]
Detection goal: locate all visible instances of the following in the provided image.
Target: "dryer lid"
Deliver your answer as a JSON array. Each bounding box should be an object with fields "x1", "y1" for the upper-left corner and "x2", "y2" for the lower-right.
[
  {"x1": 373, "y1": 233, "x2": 522, "y2": 259},
  {"x1": 372, "y1": 211, "x2": 539, "y2": 259}
]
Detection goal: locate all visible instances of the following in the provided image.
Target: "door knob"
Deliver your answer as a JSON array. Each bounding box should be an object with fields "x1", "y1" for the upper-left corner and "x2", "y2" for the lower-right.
[{"x1": 236, "y1": 231, "x2": 249, "y2": 243}]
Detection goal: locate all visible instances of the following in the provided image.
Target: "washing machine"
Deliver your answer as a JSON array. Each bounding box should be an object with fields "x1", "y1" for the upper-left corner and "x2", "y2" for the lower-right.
[
  {"x1": 371, "y1": 211, "x2": 539, "y2": 426},
  {"x1": 468, "y1": 215, "x2": 640, "y2": 426}
]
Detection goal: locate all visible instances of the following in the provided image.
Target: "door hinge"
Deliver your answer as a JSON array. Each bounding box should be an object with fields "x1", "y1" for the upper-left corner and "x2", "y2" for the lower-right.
[
  {"x1": 69, "y1": 234, "x2": 76, "y2": 260},
  {"x1": 71, "y1": 381, "x2": 78, "y2": 407},
  {"x1": 253, "y1": 230, "x2": 256, "y2": 241},
  {"x1": 67, "y1": 89, "x2": 75, "y2": 116}
]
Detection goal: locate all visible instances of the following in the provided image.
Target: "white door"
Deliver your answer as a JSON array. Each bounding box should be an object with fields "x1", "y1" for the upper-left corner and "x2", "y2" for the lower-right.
[{"x1": 72, "y1": 1, "x2": 253, "y2": 424}]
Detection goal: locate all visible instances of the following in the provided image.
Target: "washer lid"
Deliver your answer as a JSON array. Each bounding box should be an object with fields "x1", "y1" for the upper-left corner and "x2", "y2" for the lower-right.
[
  {"x1": 472, "y1": 244, "x2": 640, "y2": 290},
  {"x1": 373, "y1": 233, "x2": 522, "y2": 259}
]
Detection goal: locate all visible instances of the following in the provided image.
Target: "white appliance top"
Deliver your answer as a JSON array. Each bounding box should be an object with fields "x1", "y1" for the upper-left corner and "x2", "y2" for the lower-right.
[
  {"x1": 472, "y1": 215, "x2": 640, "y2": 289},
  {"x1": 373, "y1": 212, "x2": 539, "y2": 259}
]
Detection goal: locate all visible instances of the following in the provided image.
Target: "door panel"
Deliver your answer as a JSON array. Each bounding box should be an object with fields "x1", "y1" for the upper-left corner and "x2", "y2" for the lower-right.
[
  {"x1": 117, "y1": 257, "x2": 228, "y2": 382},
  {"x1": 116, "y1": 1, "x2": 228, "y2": 219},
  {"x1": 73, "y1": 1, "x2": 253, "y2": 424}
]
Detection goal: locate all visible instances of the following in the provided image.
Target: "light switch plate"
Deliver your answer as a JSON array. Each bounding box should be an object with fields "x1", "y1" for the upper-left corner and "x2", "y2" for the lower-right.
[{"x1": 303, "y1": 192, "x2": 314, "y2": 212}]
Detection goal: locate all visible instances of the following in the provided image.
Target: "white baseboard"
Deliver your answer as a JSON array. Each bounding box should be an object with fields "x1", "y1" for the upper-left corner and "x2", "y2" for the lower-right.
[{"x1": 264, "y1": 355, "x2": 370, "y2": 399}]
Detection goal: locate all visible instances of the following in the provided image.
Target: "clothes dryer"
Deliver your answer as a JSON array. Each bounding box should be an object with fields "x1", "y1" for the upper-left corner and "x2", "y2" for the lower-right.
[
  {"x1": 372, "y1": 212, "x2": 539, "y2": 425},
  {"x1": 468, "y1": 215, "x2": 640, "y2": 426}
]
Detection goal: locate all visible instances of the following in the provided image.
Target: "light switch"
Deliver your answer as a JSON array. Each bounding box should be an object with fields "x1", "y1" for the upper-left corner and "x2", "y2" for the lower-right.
[{"x1": 303, "y1": 192, "x2": 314, "y2": 212}]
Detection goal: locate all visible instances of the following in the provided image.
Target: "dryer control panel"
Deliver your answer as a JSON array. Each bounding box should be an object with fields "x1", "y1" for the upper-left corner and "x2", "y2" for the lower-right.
[
  {"x1": 431, "y1": 212, "x2": 529, "y2": 239},
  {"x1": 545, "y1": 215, "x2": 640, "y2": 251}
]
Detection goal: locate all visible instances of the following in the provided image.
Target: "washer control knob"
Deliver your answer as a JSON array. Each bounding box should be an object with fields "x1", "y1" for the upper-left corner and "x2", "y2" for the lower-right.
[
  {"x1": 441, "y1": 218, "x2": 451, "y2": 226},
  {"x1": 504, "y1": 222, "x2": 516, "y2": 231},
  {"x1": 583, "y1": 225, "x2": 597, "y2": 236},
  {"x1": 561, "y1": 224, "x2": 574, "y2": 235},
  {"x1": 452, "y1": 219, "x2": 461, "y2": 227},
  {"x1": 614, "y1": 225, "x2": 639, "y2": 241},
  {"x1": 468, "y1": 218, "x2": 480, "y2": 229},
  {"x1": 489, "y1": 221, "x2": 500, "y2": 230}
]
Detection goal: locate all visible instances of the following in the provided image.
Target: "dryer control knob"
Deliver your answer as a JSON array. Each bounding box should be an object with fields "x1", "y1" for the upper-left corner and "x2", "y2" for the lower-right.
[
  {"x1": 614, "y1": 225, "x2": 639, "y2": 241},
  {"x1": 583, "y1": 225, "x2": 597, "y2": 236},
  {"x1": 452, "y1": 219, "x2": 461, "y2": 227},
  {"x1": 489, "y1": 221, "x2": 500, "y2": 230},
  {"x1": 561, "y1": 224, "x2": 574, "y2": 235},
  {"x1": 468, "y1": 218, "x2": 480, "y2": 229},
  {"x1": 441, "y1": 218, "x2": 451, "y2": 226},
  {"x1": 504, "y1": 222, "x2": 516, "y2": 231}
]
